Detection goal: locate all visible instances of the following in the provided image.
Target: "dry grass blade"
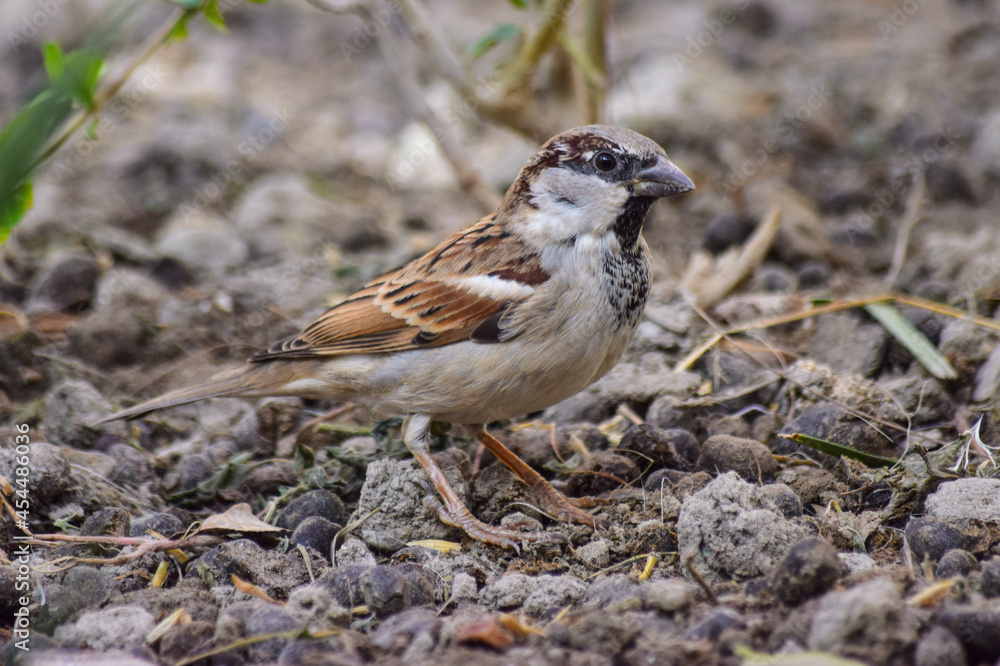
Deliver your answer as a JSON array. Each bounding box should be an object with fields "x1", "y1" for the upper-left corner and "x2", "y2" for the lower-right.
[
  {"x1": 681, "y1": 207, "x2": 782, "y2": 308},
  {"x1": 883, "y1": 170, "x2": 925, "y2": 289},
  {"x1": 864, "y1": 302, "x2": 957, "y2": 380}
]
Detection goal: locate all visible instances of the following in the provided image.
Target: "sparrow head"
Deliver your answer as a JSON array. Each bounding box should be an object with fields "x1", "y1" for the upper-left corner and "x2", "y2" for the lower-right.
[{"x1": 500, "y1": 125, "x2": 694, "y2": 249}]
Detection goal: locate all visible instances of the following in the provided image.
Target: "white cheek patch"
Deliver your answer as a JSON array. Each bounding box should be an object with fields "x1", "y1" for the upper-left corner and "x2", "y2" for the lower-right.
[{"x1": 454, "y1": 274, "x2": 535, "y2": 300}]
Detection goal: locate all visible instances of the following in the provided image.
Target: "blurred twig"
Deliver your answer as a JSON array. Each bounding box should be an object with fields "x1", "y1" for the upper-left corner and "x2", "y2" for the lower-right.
[
  {"x1": 580, "y1": 0, "x2": 608, "y2": 123},
  {"x1": 498, "y1": 0, "x2": 575, "y2": 97},
  {"x1": 882, "y1": 171, "x2": 925, "y2": 290},
  {"x1": 371, "y1": 6, "x2": 502, "y2": 213},
  {"x1": 28, "y1": 6, "x2": 195, "y2": 173}
]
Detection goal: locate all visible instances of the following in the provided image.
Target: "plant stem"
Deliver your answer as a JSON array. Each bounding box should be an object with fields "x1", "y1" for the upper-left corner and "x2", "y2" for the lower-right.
[
  {"x1": 499, "y1": 0, "x2": 576, "y2": 97},
  {"x1": 28, "y1": 6, "x2": 195, "y2": 174}
]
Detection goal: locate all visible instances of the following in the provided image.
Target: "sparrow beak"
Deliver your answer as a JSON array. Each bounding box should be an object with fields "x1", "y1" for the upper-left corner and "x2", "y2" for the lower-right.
[{"x1": 632, "y1": 156, "x2": 695, "y2": 198}]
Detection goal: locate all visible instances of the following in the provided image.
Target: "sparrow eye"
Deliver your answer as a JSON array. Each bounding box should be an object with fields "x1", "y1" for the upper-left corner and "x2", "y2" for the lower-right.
[{"x1": 594, "y1": 152, "x2": 617, "y2": 172}]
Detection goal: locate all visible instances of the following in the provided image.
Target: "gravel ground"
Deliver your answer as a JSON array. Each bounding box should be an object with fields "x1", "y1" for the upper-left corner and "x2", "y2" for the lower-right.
[{"x1": 2, "y1": 1, "x2": 1000, "y2": 665}]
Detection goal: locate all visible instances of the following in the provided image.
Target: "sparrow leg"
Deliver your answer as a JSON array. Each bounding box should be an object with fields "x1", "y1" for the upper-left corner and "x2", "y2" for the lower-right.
[
  {"x1": 465, "y1": 425, "x2": 611, "y2": 529},
  {"x1": 403, "y1": 414, "x2": 563, "y2": 550}
]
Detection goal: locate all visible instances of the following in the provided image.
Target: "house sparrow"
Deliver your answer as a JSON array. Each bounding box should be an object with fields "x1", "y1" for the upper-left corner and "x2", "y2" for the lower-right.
[{"x1": 103, "y1": 125, "x2": 694, "y2": 549}]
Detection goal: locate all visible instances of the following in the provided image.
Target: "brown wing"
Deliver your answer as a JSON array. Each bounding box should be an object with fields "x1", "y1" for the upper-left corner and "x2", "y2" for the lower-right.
[{"x1": 252, "y1": 218, "x2": 549, "y2": 361}]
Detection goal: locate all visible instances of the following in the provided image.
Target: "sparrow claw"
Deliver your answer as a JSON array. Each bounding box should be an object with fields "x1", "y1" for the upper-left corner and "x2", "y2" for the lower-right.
[
  {"x1": 528, "y1": 486, "x2": 612, "y2": 529},
  {"x1": 416, "y1": 479, "x2": 566, "y2": 551},
  {"x1": 563, "y1": 495, "x2": 610, "y2": 509}
]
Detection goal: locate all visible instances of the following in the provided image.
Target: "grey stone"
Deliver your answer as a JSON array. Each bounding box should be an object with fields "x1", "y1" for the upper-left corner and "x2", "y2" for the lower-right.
[
  {"x1": 155, "y1": 211, "x2": 249, "y2": 276},
  {"x1": 807, "y1": 577, "x2": 919, "y2": 662},
  {"x1": 43, "y1": 380, "x2": 127, "y2": 447},
  {"x1": 291, "y1": 516, "x2": 340, "y2": 556},
  {"x1": 939, "y1": 318, "x2": 995, "y2": 370},
  {"x1": 906, "y1": 517, "x2": 973, "y2": 563},
  {"x1": 0, "y1": 441, "x2": 71, "y2": 504},
  {"x1": 195, "y1": 539, "x2": 311, "y2": 599},
  {"x1": 54, "y1": 605, "x2": 155, "y2": 650},
  {"x1": 286, "y1": 585, "x2": 351, "y2": 632},
  {"x1": 935, "y1": 549, "x2": 978, "y2": 579},
  {"x1": 25, "y1": 251, "x2": 101, "y2": 313},
  {"x1": 769, "y1": 537, "x2": 840, "y2": 604},
  {"x1": 352, "y1": 457, "x2": 470, "y2": 551},
  {"x1": 480, "y1": 573, "x2": 534, "y2": 610},
  {"x1": 335, "y1": 538, "x2": 377, "y2": 567},
  {"x1": 677, "y1": 472, "x2": 807, "y2": 582},
  {"x1": 449, "y1": 572, "x2": 478, "y2": 605},
  {"x1": 838, "y1": 552, "x2": 877, "y2": 576},
  {"x1": 760, "y1": 483, "x2": 803, "y2": 518},
  {"x1": 158, "y1": 621, "x2": 215, "y2": 664},
  {"x1": 576, "y1": 539, "x2": 611, "y2": 568},
  {"x1": 522, "y1": 575, "x2": 587, "y2": 616},
  {"x1": 980, "y1": 556, "x2": 1000, "y2": 597},
  {"x1": 245, "y1": 605, "x2": 298, "y2": 662},
  {"x1": 810, "y1": 313, "x2": 887, "y2": 377},
  {"x1": 915, "y1": 626, "x2": 967, "y2": 666},
  {"x1": 974, "y1": 342, "x2": 1000, "y2": 402},
  {"x1": 935, "y1": 606, "x2": 1000, "y2": 663},
  {"x1": 643, "y1": 579, "x2": 693, "y2": 613},
  {"x1": 231, "y1": 172, "x2": 375, "y2": 258},
  {"x1": 925, "y1": 478, "x2": 1000, "y2": 529},
  {"x1": 277, "y1": 489, "x2": 346, "y2": 531},
  {"x1": 582, "y1": 575, "x2": 641, "y2": 611},
  {"x1": 696, "y1": 434, "x2": 778, "y2": 480}
]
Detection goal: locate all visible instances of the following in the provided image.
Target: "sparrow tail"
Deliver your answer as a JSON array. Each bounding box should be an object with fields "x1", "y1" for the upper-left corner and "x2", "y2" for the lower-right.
[{"x1": 96, "y1": 363, "x2": 297, "y2": 423}]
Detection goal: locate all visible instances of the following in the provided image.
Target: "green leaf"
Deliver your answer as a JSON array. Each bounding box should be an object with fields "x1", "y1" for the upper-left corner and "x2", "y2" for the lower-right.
[
  {"x1": 779, "y1": 433, "x2": 897, "y2": 468},
  {"x1": 167, "y1": 0, "x2": 203, "y2": 8},
  {"x1": 0, "y1": 90, "x2": 74, "y2": 245},
  {"x1": 42, "y1": 42, "x2": 65, "y2": 82},
  {"x1": 508, "y1": 0, "x2": 529, "y2": 7},
  {"x1": 168, "y1": 13, "x2": 192, "y2": 41},
  {"x1": 203, "y1": 0, "x2": 228, "y2": 31},
  {"x1": 294, "y1": 442, "x2": 316, "y2": 472},
  {"x1": 46, "y1": 48, "x2": 104, "y2": 108},
  {"x1": 0, "y1": 182, "x2": 33, "y2": 243},
  {"x1": 864, "y1": 303, "x2": 958, "y2": 380},
  {"x1": 470, "y1": 23, "x2": 522, "y2": 60}
]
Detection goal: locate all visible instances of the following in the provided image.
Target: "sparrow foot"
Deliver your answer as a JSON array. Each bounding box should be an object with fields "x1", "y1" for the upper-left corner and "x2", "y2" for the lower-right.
[
  {"x1": 466, "y1": 426, "x2": 611, "y2": 530},
  {"x1": 405, "y1": 415, "x2": 566, "y2": 551},
  {"x1": 527, "y1": 484, "x2": 612, "y2": 529},
  {"x1": 419, "y1": 484, "x2": 567, "y2": 551}
]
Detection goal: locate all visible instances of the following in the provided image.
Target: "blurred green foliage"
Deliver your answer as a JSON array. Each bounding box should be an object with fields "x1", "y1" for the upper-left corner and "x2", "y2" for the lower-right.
[{"x1": 0, "y1": 0, "x2": 267, "y2": 244}]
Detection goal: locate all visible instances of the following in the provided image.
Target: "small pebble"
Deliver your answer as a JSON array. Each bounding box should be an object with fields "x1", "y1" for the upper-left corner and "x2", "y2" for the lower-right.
[
  {"x1": 905, "y1": 517, "x2": 970, "y2": 563},
  {"x1": 770, "y1": 537, "x2": 840, "y2": 604},
  {"x1": 696, "y1": 434, "x2": 778, "y2": 481},
  {"x1": 979, "y1": 557, "x2": 1000, "y2": 598},
  {"x1": 643, "y1": 579, "x2": 692, "y2": 613},
  {"x1": 935, "y1": 549, "x2": 979, "y2": 579},
  {"x1": 450, "y1": 572, "x2": 478, "y2": 605},
  {"x1": 291, "y1": 516, "x2": 340, "y2": 556},
  {"x1": 576, "y1": 539, "x2": 611, "y2": 568},
  {"x1": 915, "y1": 626, "x2": 967, "y2": 666}
]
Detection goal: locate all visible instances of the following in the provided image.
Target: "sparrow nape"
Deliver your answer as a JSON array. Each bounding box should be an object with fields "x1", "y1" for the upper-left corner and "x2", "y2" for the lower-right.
[{"x1": 101, "y1": 125, "x2": 694, "y2": 549}]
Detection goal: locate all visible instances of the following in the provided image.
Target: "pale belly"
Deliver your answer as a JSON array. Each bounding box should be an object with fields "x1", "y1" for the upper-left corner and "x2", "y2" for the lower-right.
[{"x1": 329, "y1": 313, "x2": 637, "y2": 424}]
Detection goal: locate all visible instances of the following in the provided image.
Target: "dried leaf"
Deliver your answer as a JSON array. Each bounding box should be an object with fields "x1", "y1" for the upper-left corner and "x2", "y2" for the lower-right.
[
  {"x1": 498, "y1": 612, "x2": 545, "y2": 637},
  {"x1": 455, "y1": 618, "x2": 515, "y2": 649},
  {"x1": 146, "y1": 607, "x2": 191, "y2": 645},
  {"x1": 198, "y1": 503, "x2": 284, "y2": 534},
  {"x1": 907, "y1": 579, "x2": 956, "y2": 608},
  {"x1": 231, "y1": 574, "x2": 282, "y2": 604}
]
